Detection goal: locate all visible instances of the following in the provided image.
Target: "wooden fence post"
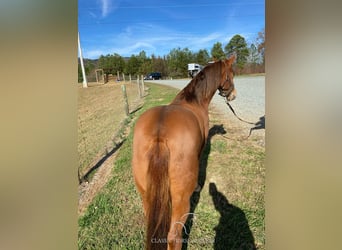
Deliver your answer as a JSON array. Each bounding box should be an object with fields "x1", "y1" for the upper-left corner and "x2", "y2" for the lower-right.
[
  {"x1": 95, "y1": 70, "x2": 98, "y2": 83},
  {"x1": 137, "y1": 75, "x2": 142, "y2": 98},
  {"x1": 129, "y1": 74, "x2": 132, "y2": 83},
  {"x1": 121, "y1": 85, "x2": 129, "y2": 116},
  {"x1": 141, "y1": 75, "x2": 145, "y2": 96},
  {"x1": 122, "y1": 72, "x2": 125, "y2": 82}
]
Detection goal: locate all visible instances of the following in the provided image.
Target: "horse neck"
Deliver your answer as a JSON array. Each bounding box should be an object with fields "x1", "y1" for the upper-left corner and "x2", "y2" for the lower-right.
[{"x1": 172, "y1": 75, "x2": 220, "y2": 109}]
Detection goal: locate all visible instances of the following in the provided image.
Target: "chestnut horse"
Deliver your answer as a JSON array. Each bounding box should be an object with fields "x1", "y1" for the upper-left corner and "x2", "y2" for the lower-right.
[{"x1": 132, "y1": 55, "x2": 236, "y2": 250}]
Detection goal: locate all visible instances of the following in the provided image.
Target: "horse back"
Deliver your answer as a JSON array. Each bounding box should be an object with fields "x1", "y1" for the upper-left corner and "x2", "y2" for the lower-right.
[{"x1": 133, "y1": 105, "x2": 205, "y2": 153}]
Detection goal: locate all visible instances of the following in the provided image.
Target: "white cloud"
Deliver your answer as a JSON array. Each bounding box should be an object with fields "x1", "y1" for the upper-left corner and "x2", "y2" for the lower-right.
[
  {"x1": 83, "y1": 42, "x2": 156, "y2": 59},
  {"x1": 112, "y1": 23, "x2": 225, "y2": 53},
  {"x1": 84, "y1": 49, "x2": 107, "y2": 59},
  {"x1": 100, "y1": 0, "x2": 111, "y2": 18},
  {"x1": 186, "y1": 32, "x2": 225, "y2": 51},
  {"x1": 114, "y1": 42, "x2": 156, "y2": 55},
  {"x1": 97, "y1": 0, "x2": 122, "y2": 18},
  {"x1": 82, "y1": 23, "x2": 229, "y2": 58},
  {"x1": 196, "y1": 32, "x2": 223, "y2": 44}
]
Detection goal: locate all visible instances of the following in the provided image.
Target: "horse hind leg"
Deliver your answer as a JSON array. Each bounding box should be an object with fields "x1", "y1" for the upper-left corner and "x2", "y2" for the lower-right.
[
  {"x1": 167, "y1": 182, "x2": 197, "y2": 249},
  {"x1": 167, "y1": 155, "x2": 198, "y2": 249},
  {"x1": 167, "y1": 197, "x2": 190, "y2": 250}
]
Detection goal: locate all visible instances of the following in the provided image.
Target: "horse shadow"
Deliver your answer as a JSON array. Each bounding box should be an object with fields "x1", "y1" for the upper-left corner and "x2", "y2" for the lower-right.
[
  {"x1": 209, "y1": 182, "x2": 256, "y2": 250},
  {"x1": 182, "y1": 124, "x2": 256, "y2": 250},
  {"x1": 181, "y1": 124, "x2": 225, "y2": 249},
  {"x1": 248, "y1": 115, "x2": 265, "y2": 138}
]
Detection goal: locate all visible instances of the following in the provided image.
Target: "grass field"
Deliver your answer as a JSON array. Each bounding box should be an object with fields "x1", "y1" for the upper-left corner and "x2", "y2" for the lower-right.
[
  {"x1": 78, "y1": 82, "x2": 141, "y2": 180},
  {"x1": 78, "y1": 82, "x2": 265, "y2": 249}
]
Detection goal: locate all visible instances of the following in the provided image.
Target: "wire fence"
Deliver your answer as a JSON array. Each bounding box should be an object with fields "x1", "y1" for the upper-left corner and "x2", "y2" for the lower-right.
[{"x1": 78, "y1": 78, "x2": 147, "y2": 184}]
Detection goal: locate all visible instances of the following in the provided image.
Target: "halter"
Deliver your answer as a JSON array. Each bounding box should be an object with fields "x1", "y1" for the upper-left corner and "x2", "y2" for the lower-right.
[
  {"x1": 218, "y1": 79, "x2": 234, "y2": 97},
  {"x1": 218, "y1": 71, "x2": 234, "y2": 97},
  {"x1": 218, "y1": 86, "x2": 233, "y2": 97},
  {"x1": 218, "y1": 73, "x2": 256, "y2": 126}
]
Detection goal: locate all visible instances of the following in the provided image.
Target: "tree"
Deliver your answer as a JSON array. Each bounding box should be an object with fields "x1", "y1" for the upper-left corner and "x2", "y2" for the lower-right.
[
  {"x1": 211, "y1": 42, "x2": 225, "y2": 60},
  {"x1": 167, "y1": 48, "x2": 194, "y2": 78},
  {"x1": 139, "y1": 59, "x2": 152, "y2": 75},
  {"x1": 98, "y1": 53, "x2": 125, "y2": 75},
  {"x1": 125, "y1": 55, "x2": 140, "y2": 75},
  {"x1": 195, "y1": 49, "x2": 210, "y2": 66},
  {"x1": 248, "y1": 43, "x2": 260, "y2": 64},
  {"x1": 244, "y1": 43, "x2": 261, "y2": 74},
  {"x1": 225, "y1": 34, "x2": 249, "y2": 72},
  {"x1": 78, "y1": 58, "x2": 94, "y2": 82},
  {"x1": 137, "y1": 50, "x2": 148, "y2": 62},
  {"x1": 78, "y1": 61, "x2": 83, "y2": 82},
  {"x1": 256, "y1": 28, "x2": 265, "y2": 64},
  {"x1": 111, "y1": 53, "x2": 125, "y2": 74},
  {"x1": 136, "y1": 50, "x2": 152, "y2": 74},
  {"x1": 98, "y1": 54, "x2": 111, "y2": 74},
  {"x1": 151, "y1": 55, "x2": 168, "y2": 77}
]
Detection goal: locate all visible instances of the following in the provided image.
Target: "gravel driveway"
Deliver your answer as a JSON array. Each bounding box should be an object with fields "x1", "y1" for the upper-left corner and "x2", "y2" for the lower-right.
[{"x1": 152, "y1": 76, "x2": 265, "y2": 139}]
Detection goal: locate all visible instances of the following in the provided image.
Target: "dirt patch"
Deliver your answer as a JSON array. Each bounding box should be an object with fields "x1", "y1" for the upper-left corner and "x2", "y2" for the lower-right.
[
  {"x1": 78, "y1": 121, "x2": 133, "y2": 216},
  {"x1": 78, "y1": 150, "x2": 117, "y2": 216}
]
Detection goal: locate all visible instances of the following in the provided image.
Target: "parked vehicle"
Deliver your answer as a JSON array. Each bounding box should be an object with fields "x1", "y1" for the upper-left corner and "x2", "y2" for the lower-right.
[
  {"x1": 188, "y1": 63, "x2": 203, "y2": 78},
  {"x1": 144, "y1": 72, "x2": 162, "y2": 80}
]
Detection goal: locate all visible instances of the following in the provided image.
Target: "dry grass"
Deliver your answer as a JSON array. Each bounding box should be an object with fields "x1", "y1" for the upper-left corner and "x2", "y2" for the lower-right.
[{"x1": 78, "y1": 82, "x2": 141, "y2": 179}]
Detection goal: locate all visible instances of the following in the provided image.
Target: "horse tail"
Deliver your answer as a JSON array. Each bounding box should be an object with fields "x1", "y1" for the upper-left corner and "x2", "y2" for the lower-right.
[{"x1": 145, "y1": 139, "x2": 171, "y2": 250}]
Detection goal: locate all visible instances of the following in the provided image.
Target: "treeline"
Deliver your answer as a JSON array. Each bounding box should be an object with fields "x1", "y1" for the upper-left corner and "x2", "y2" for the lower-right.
[{"x1": 78, "y1": 29, "x2": 265, "y2": 82}]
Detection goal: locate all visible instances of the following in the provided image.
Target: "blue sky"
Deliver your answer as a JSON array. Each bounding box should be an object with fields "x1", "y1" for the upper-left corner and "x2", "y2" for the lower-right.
[{"x1": 78, "y1": 0, "x2": 264, "y2": 59}]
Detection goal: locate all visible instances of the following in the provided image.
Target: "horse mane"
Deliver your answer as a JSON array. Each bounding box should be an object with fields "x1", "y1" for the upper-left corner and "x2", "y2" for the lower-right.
[{"x1": 176, "y1": 61, "x2": 222, "y2": 103}]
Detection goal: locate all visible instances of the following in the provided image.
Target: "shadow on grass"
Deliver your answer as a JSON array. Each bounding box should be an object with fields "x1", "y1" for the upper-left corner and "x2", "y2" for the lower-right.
[
  {"x1": 182, "y1": 124, "x2": 256, "y2": 250},
  {"x1": 182, "y1": 124, "x2": 226, "y2": 249},
  {"x1": 80, "y1": 140, "x2": 125, "y2": 183},
  {"x1": 209, "y1": 182, "x2": 256, "y2": 250},
  {"x1": 248, "y1": 115, "x2": 265, "y2": 138}
]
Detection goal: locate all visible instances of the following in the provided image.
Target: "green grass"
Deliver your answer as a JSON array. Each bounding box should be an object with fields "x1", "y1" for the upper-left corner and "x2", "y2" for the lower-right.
[
  {"x1": 78, "y1": 131, "x2": 144, "y2": 249},
  {"x1": 78, "y1": 82, "x2": 265, "y2": 249}
]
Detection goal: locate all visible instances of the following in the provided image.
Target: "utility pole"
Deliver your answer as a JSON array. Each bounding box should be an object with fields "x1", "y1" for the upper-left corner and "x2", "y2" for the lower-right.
[{"x1": 78, "y1": 32, "x2": 88, "y2": 88}]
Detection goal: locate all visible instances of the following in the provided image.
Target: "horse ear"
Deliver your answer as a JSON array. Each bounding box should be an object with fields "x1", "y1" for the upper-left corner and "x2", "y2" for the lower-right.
[{"x1": 227, "y1": 54, "x2": 236, "y2": 65}]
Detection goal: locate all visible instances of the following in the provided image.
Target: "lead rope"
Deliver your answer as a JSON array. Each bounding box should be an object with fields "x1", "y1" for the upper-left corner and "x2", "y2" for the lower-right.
[
  {"x1": 225, "y1": 100, "x2": 256, "y2": 125},
  {"x1": 224, "y1": 100, "x2": 257, "y2": 139}
]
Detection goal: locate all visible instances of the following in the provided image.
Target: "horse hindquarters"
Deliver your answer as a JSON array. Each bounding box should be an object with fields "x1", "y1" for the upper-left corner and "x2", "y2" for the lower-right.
[
  {"x1": 133, "y1": 105, "x2": 203, "y2": 250},
  {"x1": 145, "y1": 139, "x2": 171, "y2": 250}
]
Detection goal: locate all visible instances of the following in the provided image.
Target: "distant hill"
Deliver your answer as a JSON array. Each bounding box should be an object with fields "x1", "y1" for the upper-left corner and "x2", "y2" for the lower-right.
[{"x1": 78, "y1": 58, "x2": 98, "y2": 67}]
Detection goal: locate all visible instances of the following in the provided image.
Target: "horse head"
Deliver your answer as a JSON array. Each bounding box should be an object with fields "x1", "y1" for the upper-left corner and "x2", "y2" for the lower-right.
[{"x1": 218, "y1": 55, "x2": 236, "y2": 102}]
